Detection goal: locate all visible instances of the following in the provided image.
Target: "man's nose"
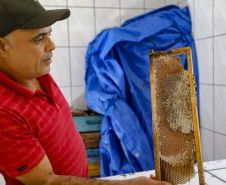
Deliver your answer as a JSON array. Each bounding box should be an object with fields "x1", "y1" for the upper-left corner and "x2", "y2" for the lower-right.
[{"x1": 45, "y1": 36, "x2": 55, "y2": 52}]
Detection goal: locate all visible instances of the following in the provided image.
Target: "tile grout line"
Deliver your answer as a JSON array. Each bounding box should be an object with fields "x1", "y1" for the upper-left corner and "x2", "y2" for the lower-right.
[
  {"x1": 66, "y1": 0, "x2": 73, "y2": 108},
  {"x1": 199, "y1": 83, "x2": 213, "y2": 86},
  {"x1": 204, "y1": 170, "x2": 226, "y2": 183},
  {"x1": 205, "y1": 167, "x2": 226, "y2": 171},
  {"x1": 199, "y1": 83, "x2": 226, "y2": 87},
  {"x1": 68, "y1": 6, "x2": 146, "y2": 10},
  {"x1": 119, "y1": 0, "x2": 122, "y2": 25},
  {"x1": 94, "y1": 0, "x2": 97, "y2": 36},
  {"x1": 56, "y1": 46, "x2": 87, "y2": 48},
  {"x1": 195, "y1": 163, "x2": 226, "y2": 183},
  {"x1": 195, "y1": 36, "x2": 213, "y2": 41},
  {"x1": 195, "y1": 33, "x2": 226, "y2": 41},
  {"x1": 213, "y1": 33, "x2": 226, "y2": 37},
  {"x1": 200, "y1": 127, "x2": 226, "y2": 137},
  {"x1": 194, "y1": 164, "x2": 226, "y2": 183},
  {"x1": 193, "y1": 0, "x2": 195, "y2": 39},
  {"x1": 42, "y1": 5, "x2": 144, "y2": 10},
  {"x1": 200, "y1": 127, "x2": 213, "y2": 133},
  {"x1": 213, "y1": 130, "x2": 226, "y2": 137},
  {"x1": 212, "y1": 0, "x2": 215, "y2": 161},
  {"x1": 60, "y1": 85, "x2": 85, "y2": 88},
  {"x1": 143, "y1": 0, "x2": 145, "y2": 14}
]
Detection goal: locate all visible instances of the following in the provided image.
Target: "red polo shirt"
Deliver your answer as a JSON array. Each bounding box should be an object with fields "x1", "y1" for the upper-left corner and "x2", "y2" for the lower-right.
[{"x1": 0, "y1": 71, "x2": 88, "y2": 185}]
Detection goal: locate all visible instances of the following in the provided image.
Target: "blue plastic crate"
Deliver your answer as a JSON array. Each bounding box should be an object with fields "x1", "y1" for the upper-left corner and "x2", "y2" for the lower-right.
[
  {"x1": 73, "y1": 115, "x2": 103, "y2": 133},
  {"x1": 86, "y1": 148, "x2": 100, "y2": 157}
]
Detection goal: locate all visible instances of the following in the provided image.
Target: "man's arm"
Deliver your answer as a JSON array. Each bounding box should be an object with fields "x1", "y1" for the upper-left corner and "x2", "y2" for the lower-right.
[{"x1": 16, "y1": 155, "x2": 171, "y2": 185}]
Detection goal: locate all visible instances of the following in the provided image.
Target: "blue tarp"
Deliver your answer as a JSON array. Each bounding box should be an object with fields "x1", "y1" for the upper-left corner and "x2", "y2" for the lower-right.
[{"x1": 85, "y1": 5, "x2": 199, "y2": 177}]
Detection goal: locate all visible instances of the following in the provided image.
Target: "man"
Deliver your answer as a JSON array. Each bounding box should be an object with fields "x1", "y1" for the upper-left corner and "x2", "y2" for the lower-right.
[{"x1": 0, "y1": 0, "x2": 171, "y2": 185}]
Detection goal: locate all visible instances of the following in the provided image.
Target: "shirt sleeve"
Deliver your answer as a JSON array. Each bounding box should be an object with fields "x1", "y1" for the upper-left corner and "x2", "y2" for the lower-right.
[{"x1": 0, "y1": 111, "x2": 46, "y2": 178}]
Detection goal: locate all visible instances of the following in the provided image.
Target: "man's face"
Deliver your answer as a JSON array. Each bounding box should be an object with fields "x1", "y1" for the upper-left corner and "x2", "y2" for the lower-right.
[{"x1": 3, "y1": 26, "x2": 55, "y2": 80}]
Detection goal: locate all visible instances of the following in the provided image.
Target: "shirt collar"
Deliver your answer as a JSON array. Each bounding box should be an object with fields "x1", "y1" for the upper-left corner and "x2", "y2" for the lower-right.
[{"x1": 0, "y1": 70, "x2": 52, "y2": 99}]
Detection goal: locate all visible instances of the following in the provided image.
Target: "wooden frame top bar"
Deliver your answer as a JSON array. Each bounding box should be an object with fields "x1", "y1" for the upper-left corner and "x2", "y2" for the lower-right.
[{"x1": 149, "y1": 46, "x2": 191, "y2": 57}]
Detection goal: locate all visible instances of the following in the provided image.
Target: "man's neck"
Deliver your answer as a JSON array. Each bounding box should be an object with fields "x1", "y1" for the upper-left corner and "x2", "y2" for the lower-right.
[
  {"x1": 0, "y1": 68, "x2": 45, "y2": 93},
  {"x1": 17, "y1": 77, "x2": 45, "y2": 93}
]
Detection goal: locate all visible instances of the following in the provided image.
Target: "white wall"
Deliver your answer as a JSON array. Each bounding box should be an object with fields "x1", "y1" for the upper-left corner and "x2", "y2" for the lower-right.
[
  {"x1": 193, "y1": 0, "x2": 226, "y2": 162},
  {"x1": 41, "y1": 0, "x2": 226, "y2": 162},
  {"x1": 39, "y1": 0, "x2": 179, "y2": 110}
]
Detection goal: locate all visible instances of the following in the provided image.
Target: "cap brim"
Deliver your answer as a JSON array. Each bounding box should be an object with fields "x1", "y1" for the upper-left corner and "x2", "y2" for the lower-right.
[{"x1": 18, "y1": 9, "x2": 70, "y2": 29}]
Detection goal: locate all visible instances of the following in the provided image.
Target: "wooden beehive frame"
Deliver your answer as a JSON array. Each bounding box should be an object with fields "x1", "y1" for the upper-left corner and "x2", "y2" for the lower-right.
[{"x1": 149, "y1": 46, "x2": 205, "y2": 185}]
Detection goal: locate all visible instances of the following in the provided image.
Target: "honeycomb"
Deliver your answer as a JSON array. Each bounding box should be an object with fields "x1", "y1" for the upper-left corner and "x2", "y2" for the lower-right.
[{"x1": 153, "y1": 55, "x2": 196, "y2": 185}]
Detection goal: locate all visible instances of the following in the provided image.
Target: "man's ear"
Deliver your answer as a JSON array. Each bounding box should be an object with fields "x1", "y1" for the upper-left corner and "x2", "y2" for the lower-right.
[
  {"x1": 0, "y1": 37, "x2": 9, "y2": 57},
  {"x1": 0, "y1": 38, "x2": 7, "y2": 52}
]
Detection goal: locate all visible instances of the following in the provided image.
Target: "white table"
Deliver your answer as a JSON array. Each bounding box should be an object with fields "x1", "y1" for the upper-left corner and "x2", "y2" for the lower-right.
[
  {"x1": 101, "y1": 159, "x2": 226, "y2": 184},
  {"x1": 0, "y1": 160, "x2": 226, "y2": 184}
]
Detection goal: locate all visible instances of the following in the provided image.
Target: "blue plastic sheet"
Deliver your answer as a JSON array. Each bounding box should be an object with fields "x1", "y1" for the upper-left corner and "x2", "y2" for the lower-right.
[{"x1": 85, "y1": 5, "x2": 199, "y2": 177}]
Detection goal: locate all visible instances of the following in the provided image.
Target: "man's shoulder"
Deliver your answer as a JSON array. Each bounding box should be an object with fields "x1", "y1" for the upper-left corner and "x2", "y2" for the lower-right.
[{"x1": 0, "y1": 84, "x2": 27, "y2": 119}]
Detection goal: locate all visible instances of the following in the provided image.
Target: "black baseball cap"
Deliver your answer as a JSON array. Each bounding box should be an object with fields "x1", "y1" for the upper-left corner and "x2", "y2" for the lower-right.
[{"x1": 0, "y1": 0, "x2": 70, "y2": 37}]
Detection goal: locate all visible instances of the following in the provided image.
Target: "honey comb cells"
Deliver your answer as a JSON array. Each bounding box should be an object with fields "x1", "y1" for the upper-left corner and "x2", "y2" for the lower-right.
[{"x1": 153, "y1": 55, "x2": 196, "y2": 185}]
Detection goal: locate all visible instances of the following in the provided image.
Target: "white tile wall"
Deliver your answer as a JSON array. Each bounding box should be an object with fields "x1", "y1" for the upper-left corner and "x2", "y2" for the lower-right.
[
  {"x1": 192, "y1": 0, "x2": 226, "y2": 162},
  {"x1": 195, "y1": 38, "x2": 213, "y2": 84},
  {"x1": 186, "y1": 0, "x2": 194, "y2": 34},
  {"x1": 60, "y1": 87, "x2": 72, "y2": 107},
  {"x1": 50, "y1": 48, "x2": 70, "y2": 87},
  {"x1": 72, "y1": 87, "x2": 87, "y2": 110},
  {"x1": 214, "y1": 133, "x2": 226, "y2": 160},
  {"x1": 95, "y1": 8, "x2": 120, "y2": 35},
  {"x1": 194, "y1": 0, "x2": 213, "y2": 39},
  {"x1": 145, "y1": 9, "x2": 154, "y2": 13},
  {"x1": 69, "y1": 8, "x2": 95, "y2": 47},
  {"x1": 121, "y1": 0, "x2": 144, "y2": 8},
  {"x1": 178, "y1": 0, "x2": 188, "y2": 8},
  {"x1": 166, "y1": 0, "x2": 178, "y2": 6},
  {"x1": 51, "y1": 16, "x2": 69, "y2": 46},
  {"x1": 145, "y1": 0, "x2": 165, "y2": 9},
  {"x1": 214, "y1": 35, "x2": 226, "y2": 85},
  {"x1": 95, "y1": 0, "x2": 120, "y2": 8},
  {"x1": 214, "y1": 86, "x2": 226, "y2": 135},
  {"x1": 70, "y1": 48, "x2": 87, "y2": 86},
  {"x1": 39, "y1": 0, "x2": 66, "y2": 6},
  {"x1": 120, "y1": 9, "x2": 145, "y2": 24},
  {"x1": 68, "y1": 0, "x2": 94, "y2": 7},
  {"x1": 200, "y1": 85, "x2": 213, "y2": 130},
  {"x1": 201, "y1": 128, "x2": 214, "y2": 162},
  {"x1": 214, "y1": 0, "x2": 226, "y2": 36}
]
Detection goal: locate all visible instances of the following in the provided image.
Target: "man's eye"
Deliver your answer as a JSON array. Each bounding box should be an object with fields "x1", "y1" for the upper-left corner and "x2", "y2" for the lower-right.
[{"x1": 35, "y1": 37, "x2": 43, "y2": 42}]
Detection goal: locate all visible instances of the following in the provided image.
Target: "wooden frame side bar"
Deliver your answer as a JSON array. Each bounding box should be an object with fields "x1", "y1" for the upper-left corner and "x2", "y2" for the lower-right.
[
  {"x1": 149, "y1": 55, "x2": 161, "y2": 180},
  {"x1": 186, "y1": 48, "x2": 205, "y2": 185}
]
